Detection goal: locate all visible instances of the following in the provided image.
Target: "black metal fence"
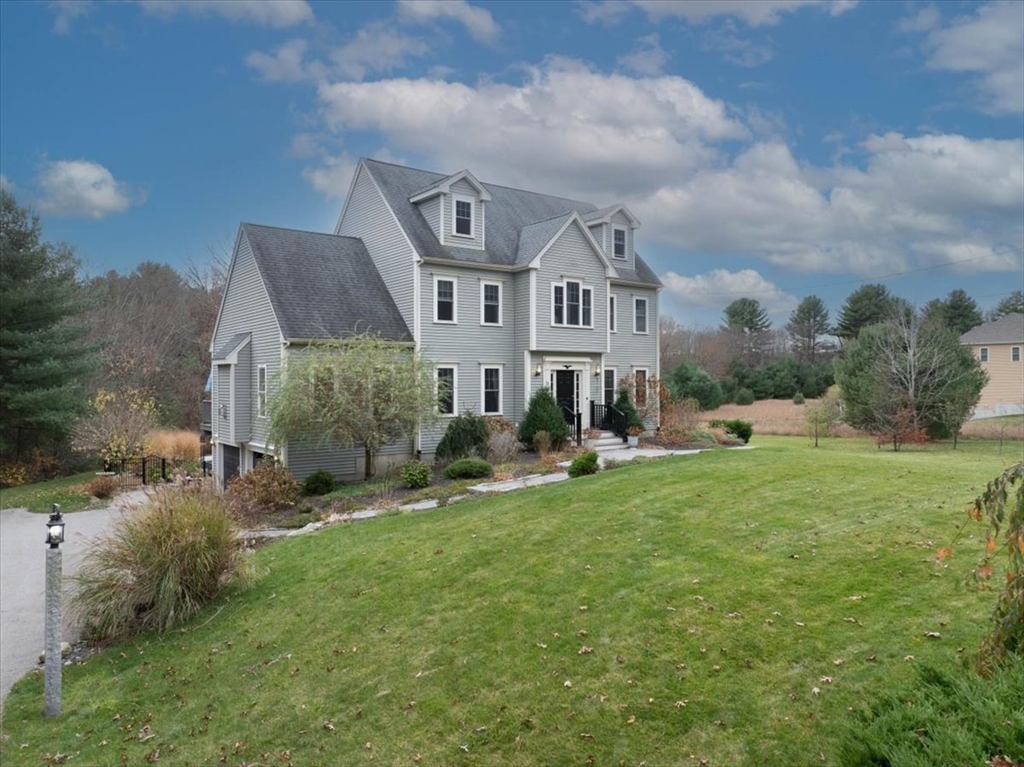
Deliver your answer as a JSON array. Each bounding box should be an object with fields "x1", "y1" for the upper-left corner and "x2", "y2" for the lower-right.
[
  {"x1": 590, "y1": 402, "x2": 627, "y2": 440},
  {"x1": 112, "y1": 455, "x2": 191, "y2": 490}
]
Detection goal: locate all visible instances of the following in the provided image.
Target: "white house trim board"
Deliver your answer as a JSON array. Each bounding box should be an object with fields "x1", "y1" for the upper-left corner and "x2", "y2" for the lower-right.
[
  {"x1": 451, "y1": 193, "x2": 476, "y2": 239},
  {"x1": 480, "y1": 279, "x2": 503, "y2": 326},
  {"x1": 529, "y1": 269, "x2": 537, "y2": 350},
  {"x1": 480, "y1": 363, "x2": 504, "y2": 415},
  {"x1": 409, "y1": 169, "x2": 492, "y2": 203},
  {"x1": 528, "y1": 213, "x2": 618, "y2": 279},
  {"x1": 583, "y1": 204, "x2": 641, "y2": 228},
  {"x1": 433, "y1": 274, "x2": 458, "y2": 324}
]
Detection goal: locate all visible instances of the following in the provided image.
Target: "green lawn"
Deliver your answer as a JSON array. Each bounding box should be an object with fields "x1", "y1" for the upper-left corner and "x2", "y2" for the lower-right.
[
  {"x1": 3, "y1": 437, "x2": 1022, "y2": 765},
  {"x1": 0, "y1": 471, "x2": 105, "y2": 513}
]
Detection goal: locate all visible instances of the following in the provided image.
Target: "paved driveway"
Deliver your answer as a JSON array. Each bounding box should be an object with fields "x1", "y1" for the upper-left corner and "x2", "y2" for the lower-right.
[{"x1": 0, "y1": 494, "x2": 145, "y2": 701}]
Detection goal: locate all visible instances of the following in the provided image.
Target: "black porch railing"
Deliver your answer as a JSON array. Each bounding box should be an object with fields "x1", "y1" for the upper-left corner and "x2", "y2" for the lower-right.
[
  {"x1": 561, "y1": 404, "x2": 582, "y2": 446},
  {"x1": 590, "y1": 402, "x2": 628, "y2": 441}
]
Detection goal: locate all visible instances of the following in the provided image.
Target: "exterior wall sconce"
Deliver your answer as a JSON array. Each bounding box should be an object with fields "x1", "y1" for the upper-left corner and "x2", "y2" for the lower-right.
[
  {"x1": 219, "y1": 404, "x2": 229, "y2": 419},
  {"x1": 534, "y1": 364, "x2": 542, "y2": 376},
  {"x1": 593, "y1": 367, "x2": 602, "y2": 378}
]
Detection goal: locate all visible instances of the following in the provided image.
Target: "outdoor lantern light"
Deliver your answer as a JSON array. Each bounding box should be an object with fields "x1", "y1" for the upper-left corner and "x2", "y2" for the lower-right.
[
  {"x1": 594, "y1": 366, "x2": 601, "y2": 377},
  {"x1": 534, "y1": 364, "x2": 542, "y2": 376},
  {"x1": 45, "y1": 505, "x2": 65, "y2": 548}
]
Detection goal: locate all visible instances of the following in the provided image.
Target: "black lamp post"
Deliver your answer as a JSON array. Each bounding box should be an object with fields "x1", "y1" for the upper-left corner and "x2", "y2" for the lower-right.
[{"x1": 44, "y1": 504, "x2": 64, "y2": 716}]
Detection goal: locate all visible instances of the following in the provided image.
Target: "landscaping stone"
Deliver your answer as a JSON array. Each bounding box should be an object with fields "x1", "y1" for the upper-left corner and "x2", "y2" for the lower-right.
[
  {"x1": 401, "y1": 499, "x2": 439, "y2": 512},
  {"x1": 37, "y1": 642, "x2": 72, "y2": 665}
]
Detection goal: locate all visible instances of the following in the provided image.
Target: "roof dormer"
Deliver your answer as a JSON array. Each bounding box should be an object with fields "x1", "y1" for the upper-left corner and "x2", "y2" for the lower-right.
[
  {"x1": 410, "y1": 169, "x2": 491, "y2": 250},
  {"x1": 582, "y1": 205, "x2": 640, "y2": 265}
]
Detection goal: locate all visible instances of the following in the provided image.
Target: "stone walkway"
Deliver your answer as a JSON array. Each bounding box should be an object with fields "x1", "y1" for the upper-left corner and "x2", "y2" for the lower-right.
[{"x1": 268, "y1": 444, "x2": 753, "y2": 539}]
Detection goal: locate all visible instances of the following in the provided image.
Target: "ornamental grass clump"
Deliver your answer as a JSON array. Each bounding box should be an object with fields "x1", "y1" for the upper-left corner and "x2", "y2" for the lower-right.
[{"x1": 73, "y1": 484, "x2": 255, "y2": 641}]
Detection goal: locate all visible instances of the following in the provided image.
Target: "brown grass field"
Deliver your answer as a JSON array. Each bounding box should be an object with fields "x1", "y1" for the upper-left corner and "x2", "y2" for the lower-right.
[{"x1": 700, "y1": 398, "x2": 1024, "y2": 441}]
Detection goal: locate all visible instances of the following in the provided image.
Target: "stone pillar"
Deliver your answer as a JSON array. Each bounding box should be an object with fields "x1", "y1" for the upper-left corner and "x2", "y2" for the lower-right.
[{"x1": 44, "y1": 546, "x2": 62, "y2": 717}]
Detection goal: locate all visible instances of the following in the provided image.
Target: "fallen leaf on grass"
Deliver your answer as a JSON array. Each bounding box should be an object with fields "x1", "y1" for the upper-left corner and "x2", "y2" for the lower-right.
[
  {"x1": 924, "y1": 632, "x2": 941, "y2": 639},
  {"x1": 795, "y1": 621, "x2": 805, "y2": 627},
  {"x1": 674, "y1": 700, "x2": 688, "y2": 708},
  {"x1": 564, "y1": 680, "x2": 572, "y2": 688},
  {"x1": 323, "y1": 720, "x2": 334, "y2": 731},
  {"x1": 811, "y1": 687, "x2": 821, "y2": 696},
  {"x1": 578, "y1": 646, "x2": 594, "y2": 655},
  {"x1": 819, "y1": 676, "x2": 833, "y2": 684},
  {"x1": 903, "y1": 655, "x2": 915, "y2": 662},
  {"x1": 833, "y1": 659, "x2": 844, "y2": 666},
  {"x1": 627, "y1": 715, "x2": 636, "y2": 724}
]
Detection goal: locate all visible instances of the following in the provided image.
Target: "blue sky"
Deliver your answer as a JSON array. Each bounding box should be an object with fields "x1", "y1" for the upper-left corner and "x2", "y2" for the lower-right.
[{"x1": 1, "y1": 0, "x2": 1021, "y2": 327}]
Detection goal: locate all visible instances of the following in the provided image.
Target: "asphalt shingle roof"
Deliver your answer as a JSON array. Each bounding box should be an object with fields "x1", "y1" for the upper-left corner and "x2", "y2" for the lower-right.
[
  {"x1": 363, "y1": 159, "x2": 661, "y2": 287},
  {"x1": 213, "y1": 332, "x2": 250, "y2": 362},
  {"x1": 242, "y1": 223, "x2": 412, "y2": 343},
  {"x1": 961, "y1": 313, "x2": 1024, "y2": 345}
]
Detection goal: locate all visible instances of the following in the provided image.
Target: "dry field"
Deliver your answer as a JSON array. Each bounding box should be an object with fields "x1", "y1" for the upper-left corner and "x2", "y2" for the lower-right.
[{"x1": 699, "y1": 398, "x2": 1023, "y2": 441}]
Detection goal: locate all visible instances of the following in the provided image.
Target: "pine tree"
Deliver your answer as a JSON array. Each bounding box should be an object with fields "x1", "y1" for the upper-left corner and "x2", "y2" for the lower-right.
[
  {"x1": 991, "y1": 290, "x2": 1024, "y2": 320},
  {"x1": 722, "y1": 297, "x2": 771, "y2": 365},
  {"x1": 834, "y1": 284, "x2": 897, "y2": 341},
  {"x1": 786, "y1": 295, "x2": 831, "y2": 362},
  {"x1": 923, "y1": 289, "x2": 983, "y2": 335},
  {"x1": 0, "y1": 190, "x2": 96, "y2": 458}
]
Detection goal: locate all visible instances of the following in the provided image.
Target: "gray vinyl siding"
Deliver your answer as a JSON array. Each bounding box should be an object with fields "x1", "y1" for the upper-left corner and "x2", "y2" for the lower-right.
[
  {"x1": 512, "y1": 270, "x2": 532, "y2": 420},
  {"x1": 607, "y1": 286, "x2": 659, "y2": 417},
  {"x1": 447, "y1": 179, "x2": 484, "y2": 250},
  {"x1": 418, "y1": 196, "x2": 441, "y2": 243},
  {"x1": 215, "y1": 365, "x2": 230, "y2": 441},
  {"x1": 337, "y1": 164, "x2": 417, "y2": 330},
  {"x1": 418, "y1": 265, "x2": 517, "y2": 453},
  {"x1": 609, "y1": 211, "x2": 634, "y2": 270},
  {"x1": 535, "y1": 222, "x2": 607, "y2": 354},
  {"x1": 211, "y1": 232, "x2": 282, "y2": 448},
  {"x1": 287, "y1": 442, "x2": 361, "y2": 483}
]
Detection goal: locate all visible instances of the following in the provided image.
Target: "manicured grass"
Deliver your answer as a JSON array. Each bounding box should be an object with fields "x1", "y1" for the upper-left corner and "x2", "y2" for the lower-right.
[
  {"x1": 0, "y1": 471, "x2": 105, "y2": 513},
  {"x1": 3, "y1": 437, "x2": 1022, "y2": 765}
]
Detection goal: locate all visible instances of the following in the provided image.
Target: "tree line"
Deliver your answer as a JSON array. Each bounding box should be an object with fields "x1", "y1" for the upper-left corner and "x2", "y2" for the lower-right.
[{"x1": 1, "y1": 189, "x2": 224, "y2": 473}]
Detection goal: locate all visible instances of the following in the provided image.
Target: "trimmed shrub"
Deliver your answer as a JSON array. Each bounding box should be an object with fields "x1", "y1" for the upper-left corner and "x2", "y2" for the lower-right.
[
  {"x1": 568, "y1": 451, "x2": 599, "y2": 478},
  {"x1": 436, "y1": 411, "x2": 489, "y2": 461},
  {"x1": 518, "y1": 388, "x2": 570, "y2": 449},
  {"x1": 613, "y1": 386, "x2": 645, "y2": 431},
  {"x1": 228, "y1": 460, "x2": 299, "y2": 511},
  {"x1": 85, "y1": 474, "x2": 118, "y2": 499},
  {"x1": 734, "y1": 387, "x2": 755, "y2": 405},
  {"x1": 443, "y1": 458, "x2": 493, "y2": 480},
  {"x1": 532, "y1": 430, "x2": 552, "y2": 456},
  {"x1": 73, "y1": 485, "x2": 255, "y2": 641},
  {"x1": 709, "y1": 419, "x2": 754, "y2": 444},
  {"x1": 301, "y1": 470, "x2": 335, "y2": 497},
  {"x1": 400, "y1": 460, "x2": 431, "y2": 489},
  {"x1": 792, "y1": 391, "x2": 805, "y2": 405}
]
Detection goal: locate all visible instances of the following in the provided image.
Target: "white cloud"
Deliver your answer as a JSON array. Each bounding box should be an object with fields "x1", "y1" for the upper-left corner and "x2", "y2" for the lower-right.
[
  {"x1": 35, "y1": 159, "x2": 138, "y2": 218},
  {"x1": 136, "y1": 0, "x2": 313, "y2": 28},
  {"x1": 313, "y1": 58, "x2": 746, "y2": 198},
  {"x1": 329, "y1": 21, "x2": 431, "y2": 81},
  {"x1": 396, "y1": 0, "x2": 499, "y2": 44},
  {"x1": 701, "y1": 21, "x2": 775, "y2": 67},
  {"x1": 49, "y1": 0, "x2": 92, "y2": 35},
  {"x1": 580, "y1": 0, "x2": 857, "y2": 27},
  {"x1": 617, "y1": 34, "x2": 670, "y2": 75},
  {"x1": 661, "y1": 269, "x2": 797, "y2": 313},
  {"x1": 302, "y1": 153, "x2": 357, "y2": 198},
  {"x1": 911, "y1": 1, "x2": 1024, "y2": 114},
  {"x1": 246, "y1": 39, "x2": 317, "y2": 83}
]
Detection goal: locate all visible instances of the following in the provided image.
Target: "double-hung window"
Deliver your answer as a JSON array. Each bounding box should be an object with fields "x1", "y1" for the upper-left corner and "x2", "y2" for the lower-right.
[
  {"x1": 980, "y1": 347, "x2": 989, "y2": 363},
  {"x1": 603, "y1": 368, "x2": 616, "y2": 405},
  {"x1": 552, "y1": 279, "x2": 593, "y2": 328},
  {"x1": 609, "y1": 295, "x2": 616, "y2": 333},
  {"x1": 481, "y1": 281, "x2": 501, "y2": 325},
  {"x1": 1013, "y1": 346, "x2": 1021, "y2": 362},
  {"x1": 257, "y1": 365, "x2": 267, "y2": 417},
  {"x1": 613, "y1": 228, "x2": 626, "y2": 259},
  {"x1": 634, "y1": 297, "x2": 648, "y2": 334},
  {"x1": 436, "y1": 366, "x2": 456, "y2": 415},
  {"x1": 453, "y1": 195, "x2": 473, "y2": 237},
  {"x1": 435, "y1": 276, "x2": 457, "y2": 323},
  {"x1": 482, "y1": 366, "x2": 502, "y2": 415}
]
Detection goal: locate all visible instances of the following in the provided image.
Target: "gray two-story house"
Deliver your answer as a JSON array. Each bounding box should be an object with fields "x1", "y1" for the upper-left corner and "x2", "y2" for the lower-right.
[{"x1": 210, "y1": 158, "x2": 662, "y2": 486}]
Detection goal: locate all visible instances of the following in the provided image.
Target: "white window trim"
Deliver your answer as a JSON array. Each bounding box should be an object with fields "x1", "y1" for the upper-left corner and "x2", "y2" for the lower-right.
[
  {"x1": 436, "y1": 364, "x2": 458, "y2": 416},
  {"x1": 550, "y1": 279, "x2": 594, "y2": 328},
  {"x1": 612, "y1": 227, "x2": 627, "y2": 259},
  {"x1": 451, "y1": 193, "x2": 475, "y2": 238},
  {"x1": 609, "y1": 294, "x2": 617, "y2": 333},
  {"x1": 1012, "y1": 346, "x2": 1021, "y2": 362},
  {"x1": 480, "y1": 280, "x2": 503, "y2": 326},
  {"x1": 257, "y1": 365, "x2": 267, "y2": 418},
  {"x1": 434, "y1": 275, "x2": 458, "y2": 324},
  {"x1": 633, "y1": 297, "x2": 649, "y2": 334},
  {"x1": 980, "y1": 346, "x2": 989, "y2": 363},
  {"x1": 480, "y1": 364, "x2": 503, "y2": 415},
  {"x1": 603, "y1": 367, "x2": 617, "y2": 404}
]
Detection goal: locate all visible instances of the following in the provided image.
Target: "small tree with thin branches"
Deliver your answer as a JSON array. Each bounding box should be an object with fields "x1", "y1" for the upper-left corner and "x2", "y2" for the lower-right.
[{"x1": 268, "y1": 334, "x2": 439, "y2": 479}]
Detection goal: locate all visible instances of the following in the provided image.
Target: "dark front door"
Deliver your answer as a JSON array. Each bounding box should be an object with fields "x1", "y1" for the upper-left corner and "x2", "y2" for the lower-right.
[
  {"x1": 554, "y1": 370, "x2": 577, "y2": 417},
  {"x1": 221, "y1": 445, "x2": 240, "y2": 490}
]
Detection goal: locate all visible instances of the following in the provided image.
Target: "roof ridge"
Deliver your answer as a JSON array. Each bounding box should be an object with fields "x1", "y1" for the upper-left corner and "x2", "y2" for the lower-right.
[
  {"x1": 361, "y1": 156, "x2": 594, "y2": 208},
  {"x1": 242, "y1": 222, "x2": 359, "y2": 240}
]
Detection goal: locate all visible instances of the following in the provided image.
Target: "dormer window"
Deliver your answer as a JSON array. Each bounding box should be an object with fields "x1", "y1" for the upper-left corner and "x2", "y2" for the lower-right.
[
  {"x1": 613, "y1": 228, "x2": 626, "y2": 259},
  {"x1": 453, "y1": 195, "x2": 474, "y2": 237}
]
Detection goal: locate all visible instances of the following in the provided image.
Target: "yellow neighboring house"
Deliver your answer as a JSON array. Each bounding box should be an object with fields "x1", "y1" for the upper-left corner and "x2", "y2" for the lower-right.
[{"x1": 960, "y1": 313, "x2": 1024, "y2": 418}]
